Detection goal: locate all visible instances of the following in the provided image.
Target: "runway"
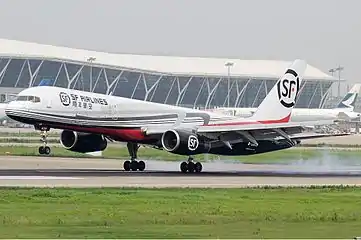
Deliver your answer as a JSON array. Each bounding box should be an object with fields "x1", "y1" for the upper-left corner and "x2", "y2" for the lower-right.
[{"x1": 1, "y1": 156, "x2": 361, "y2": 188}]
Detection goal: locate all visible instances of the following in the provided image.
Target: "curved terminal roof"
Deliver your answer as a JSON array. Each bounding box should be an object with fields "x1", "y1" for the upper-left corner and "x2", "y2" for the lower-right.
[{"x1": 0, "y1": 38, "x2": 336, "y2": 81}]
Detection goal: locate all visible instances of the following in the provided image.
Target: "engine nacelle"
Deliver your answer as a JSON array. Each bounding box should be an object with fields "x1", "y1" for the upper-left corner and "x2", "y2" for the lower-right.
[
  {"x1": 160, "y1": 129, "x2": 210, "y2": 155},
  {"x1": 60, "y1": 130, "x2": 107, "y2": 153}
]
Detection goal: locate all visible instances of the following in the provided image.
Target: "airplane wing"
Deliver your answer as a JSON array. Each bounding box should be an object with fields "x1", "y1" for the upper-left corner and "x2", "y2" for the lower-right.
[
  {"x1": 195, "y1": 119, "x2": 335, "y2": 133},
  {"x1": 142, "y1": 59, "x2": 343, "y2": 149},
  {"x1": 142, "y1": 119, "x2": 338, "y2": 146},
  {"x1": 142, "y1": 119, "x2": 335, "y2": 135}
]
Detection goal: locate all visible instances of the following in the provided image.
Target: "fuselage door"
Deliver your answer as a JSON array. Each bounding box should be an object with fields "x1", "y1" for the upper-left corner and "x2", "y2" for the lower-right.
[{"x1": 111, "y1": 104, "x2": 118, "y2": 120}]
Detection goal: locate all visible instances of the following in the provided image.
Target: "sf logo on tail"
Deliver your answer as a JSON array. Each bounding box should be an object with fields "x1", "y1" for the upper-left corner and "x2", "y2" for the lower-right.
[{"x1": 277, "y1": 69, "x2": 300, "y2": 108}]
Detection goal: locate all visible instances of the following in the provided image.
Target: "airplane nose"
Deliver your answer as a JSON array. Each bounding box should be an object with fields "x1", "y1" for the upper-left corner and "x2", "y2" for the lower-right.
[{"x1": 5, "y1": 101, "x2": 24, "y2": 117}]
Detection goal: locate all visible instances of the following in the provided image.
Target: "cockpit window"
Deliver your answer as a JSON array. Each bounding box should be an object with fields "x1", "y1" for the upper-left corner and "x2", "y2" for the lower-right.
[{"x1": 16, "y1": 96, "x2": 41, "y2": 103}]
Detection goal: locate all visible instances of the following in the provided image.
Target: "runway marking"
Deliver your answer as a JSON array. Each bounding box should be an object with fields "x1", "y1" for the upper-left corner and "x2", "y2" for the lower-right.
[{"x1": 0, "y1": 176, "x2": 82, "y2": 180}]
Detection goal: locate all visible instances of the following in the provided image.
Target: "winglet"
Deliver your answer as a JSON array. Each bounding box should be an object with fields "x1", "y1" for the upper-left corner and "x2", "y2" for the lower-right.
[
  {"x1": 249, "y1": 59, "x2": 307, "y2": 123},
  {"x1": 335, "y1": 83, "x2": 361, "y2": 111}
]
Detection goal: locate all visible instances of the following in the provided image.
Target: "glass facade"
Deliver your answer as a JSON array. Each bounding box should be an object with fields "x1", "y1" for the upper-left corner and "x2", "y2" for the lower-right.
[{"x1": 0, "y1": 57, "x2": 335, "y2": 108}]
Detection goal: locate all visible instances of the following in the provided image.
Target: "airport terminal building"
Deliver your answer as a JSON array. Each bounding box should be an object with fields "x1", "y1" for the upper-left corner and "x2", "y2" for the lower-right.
[{"x1": 0, "y1": 39, "x2": 338, "y2": 109}]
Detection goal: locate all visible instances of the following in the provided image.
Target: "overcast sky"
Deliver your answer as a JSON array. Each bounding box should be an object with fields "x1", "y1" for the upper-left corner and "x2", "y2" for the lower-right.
[{"x1": 0, "y1": 0, "x2": 359, "y2": 95}]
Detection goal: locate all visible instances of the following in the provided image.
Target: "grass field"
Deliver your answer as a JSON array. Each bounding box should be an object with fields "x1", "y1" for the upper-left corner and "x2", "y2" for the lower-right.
[
  {"x1": 0, "y1": 145, "x2": 361, "y2": 163},
  {"x1": 0, "y1": 187, "x2": 361, "y2": 238}
]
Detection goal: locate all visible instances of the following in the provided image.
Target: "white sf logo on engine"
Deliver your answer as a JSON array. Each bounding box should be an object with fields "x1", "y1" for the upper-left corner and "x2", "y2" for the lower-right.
[{"x1": 188, "y1": 135, "x2": 199, "y2": 151}]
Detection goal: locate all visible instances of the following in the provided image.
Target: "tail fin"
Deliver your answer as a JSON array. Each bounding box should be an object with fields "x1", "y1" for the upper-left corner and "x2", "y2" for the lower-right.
[
  {"x1": 335, "y1": 83, "x2": 361, "y2": 111},
  {"x1": 249, "y1": 59, "x2": 307, "y2": 122}
]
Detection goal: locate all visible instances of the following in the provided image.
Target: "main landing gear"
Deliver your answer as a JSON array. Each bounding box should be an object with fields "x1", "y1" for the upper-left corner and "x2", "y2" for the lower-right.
[
  {"x1": 38, "y1": 126, "x2": 51, "y2": 155},
  {"x1": 123, "y1": 142, "x2": 146, "y2": 171},
  {"x1": 180, "y1": 157, "x2": 203, "y2": 173}
]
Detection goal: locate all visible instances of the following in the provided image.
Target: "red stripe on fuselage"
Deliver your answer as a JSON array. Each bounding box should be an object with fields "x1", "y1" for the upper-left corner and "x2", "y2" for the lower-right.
[{"x1": 51, "y1": 124, "x2": 152, "y2": 142}]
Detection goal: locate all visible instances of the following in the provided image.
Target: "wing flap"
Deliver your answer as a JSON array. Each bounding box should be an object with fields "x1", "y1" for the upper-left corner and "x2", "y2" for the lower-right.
[
  {"x1": 196, "y1": 119, "x2": 336, "y2": 133},
  {"x1": 289, "y1": 132, "x2": 350, "y2": 140}
]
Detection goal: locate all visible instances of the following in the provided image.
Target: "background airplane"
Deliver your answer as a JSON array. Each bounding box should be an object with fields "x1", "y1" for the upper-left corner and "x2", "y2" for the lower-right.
[
  {"x1": 5, "y1": 60, "x2": 342, "y2": 173},
  {"x1": 212, "y1": 83, "x2": 361, "y2": 122}
]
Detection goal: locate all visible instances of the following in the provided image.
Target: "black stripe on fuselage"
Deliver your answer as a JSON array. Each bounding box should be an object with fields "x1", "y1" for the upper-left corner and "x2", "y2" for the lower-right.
[
  {"x1": 8, "y1": 114, "x2": 141, "y2": 131},
  {"x1": 28, "y1": 110, "x2": 180, "y2": 122}
]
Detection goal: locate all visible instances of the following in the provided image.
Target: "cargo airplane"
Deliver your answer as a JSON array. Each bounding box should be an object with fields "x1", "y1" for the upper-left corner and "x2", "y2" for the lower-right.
[
  {"x1": 5, "y1": 59, "x2": 341, "y2": 173},
  {"x1": 213, "y1": 84, "x2": 361, "y2": 122}
]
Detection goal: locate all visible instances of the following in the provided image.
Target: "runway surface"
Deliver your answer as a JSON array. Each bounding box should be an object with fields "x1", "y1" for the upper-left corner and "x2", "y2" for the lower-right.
[{"x1": 0, "y1": 156, "x2": 361, "y2": 187}]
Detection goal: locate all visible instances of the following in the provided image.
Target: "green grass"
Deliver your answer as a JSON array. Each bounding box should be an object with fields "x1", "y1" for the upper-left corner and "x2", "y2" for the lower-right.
[
  {"x1": 0, "y1": 187, "x2": 361, "y2": 238},
  {"x1": 1, "y1": 145, "x2": 361, "y2": 163}
]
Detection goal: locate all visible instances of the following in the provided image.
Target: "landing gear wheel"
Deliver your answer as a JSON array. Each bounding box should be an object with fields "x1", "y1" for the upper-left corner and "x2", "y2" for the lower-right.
[
  {"x1": 38, "y1": 126, "x2": 50, "y2": 155},
  {"x1": 180, "y1": 158, "x2": 203, "y2": 173},
  {"x1": 44, "y1": 146, "x2": 51, "y2": 155},
  {"x1": 126, "y1": 142, "x2": 146, "y2": 171},
  {"x1": 123, "y1": 160, "x2": 131, "y2": 171},
  {"x1": 131, "y1": 161, "x2": 138, "y2": 171},
  {"x1": 138, "y1": 160, "x2": 146, "y2": 171},
  {"x1": 180, "y1": 161, "x2": 188, "y2": 173},
  {"x1": 188, "y1": 162, "x2": 195, "y2": 173},
  {"x1": 195, "y1": 162, "x2": 203, "y2": 173},
  {"x1": 38, "y1": 146, "x2": 44, "y2": 155}
]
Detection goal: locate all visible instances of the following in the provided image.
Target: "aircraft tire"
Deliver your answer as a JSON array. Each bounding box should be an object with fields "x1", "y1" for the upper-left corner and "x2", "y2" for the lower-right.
[
  {"x1": 138, "y1": 160, "x2": 146, "y2": 171},
  {"x1": 44, "y1": 146, "x2": 51, "y2": 155},
  {"x1": 123, "y1": 160, "x2": 131, "y2": 171},
  {"x1": 130, "y1": 160, "x2": 138, "y2": 171},
  {"x1": 188, "y1": 162, "x2": 195, "y2": 173},
  {"x1": 180, "y1": 161, "x2": 188, "y2": 173},
  {"x1": 195, "y1": 162, "x2": 202, "y2": 173},
  {"x1": 38, "y1": 146, "x2": 44, "y2": 155}
]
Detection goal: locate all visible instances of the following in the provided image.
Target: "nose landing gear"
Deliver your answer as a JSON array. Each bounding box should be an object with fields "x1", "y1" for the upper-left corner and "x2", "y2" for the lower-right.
[{"x1": 38, "y1": 126, "x2": 51, "y2": 155}]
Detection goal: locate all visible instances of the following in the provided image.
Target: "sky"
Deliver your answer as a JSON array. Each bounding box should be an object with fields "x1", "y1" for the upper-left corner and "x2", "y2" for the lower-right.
[{"x1": 0, "y1": 0, "x2": 359, "y2": 95}]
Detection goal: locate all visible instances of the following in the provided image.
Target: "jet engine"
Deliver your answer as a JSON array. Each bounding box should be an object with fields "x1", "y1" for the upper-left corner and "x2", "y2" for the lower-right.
[
  {"x1": 160, "y1": 129, "x2": 210, "y2": 155},
  {"x1": 60, "y1": 130, "x2": 107, "y2": 153}
]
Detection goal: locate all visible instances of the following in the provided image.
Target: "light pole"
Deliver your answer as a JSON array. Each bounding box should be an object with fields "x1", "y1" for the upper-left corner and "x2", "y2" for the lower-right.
[
  {"x1": 87, "y1": 57, "x2": 96, "y2": 92},
  {"x1": 329, "y1": 65, "x2": 344, "y2": 98},
  {"x1": 225, "y1": 62, "x2": 234, "y2": 107}
]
